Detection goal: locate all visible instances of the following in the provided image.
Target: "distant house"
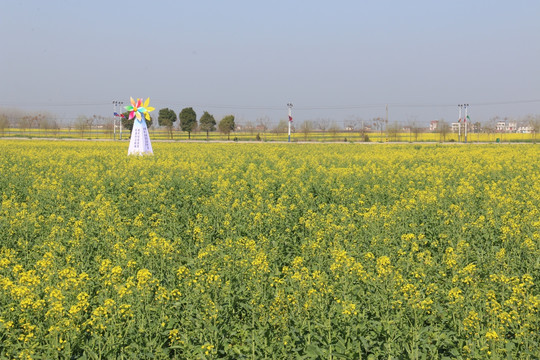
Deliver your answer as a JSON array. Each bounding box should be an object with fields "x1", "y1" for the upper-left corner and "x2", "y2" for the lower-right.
[
  {"x1": 451, "y1": 123, "x2": 460, "y2": 133},
  {"x1": 518, "y1": 125, "x2": 533, "y2": 133},
  {"x1": 430, "y1": 120, "x2": 439, "y2": 132},
  {"x1": 496, "y1": 120, "x2": 518, "y2": 133},
  {"x1": 506, "y1": 122, "x2": 517, "y2": 132}
]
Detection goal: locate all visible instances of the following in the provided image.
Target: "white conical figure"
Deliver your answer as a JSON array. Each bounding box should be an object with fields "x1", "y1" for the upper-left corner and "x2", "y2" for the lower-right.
[{"x1": 128, "y1": 118, "x2": 153, "y2": 155}]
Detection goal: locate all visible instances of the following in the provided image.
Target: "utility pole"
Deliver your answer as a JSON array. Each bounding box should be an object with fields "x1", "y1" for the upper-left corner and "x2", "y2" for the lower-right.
[
  {"x1": 458, "y1": 104, "x2": 462, "y2": 143},
  {"x1": 385, "y1": 104, "x2": 388, "y2": 142},
  {"x1": 287, "y1": 102, "x2": 293, "y2": 143},
  {"x1": 113, "y1": 100, "x2": 124, "y2": 140},
  {"x1": 464, "y1": 104, "x2": 469, "y2": 143}
]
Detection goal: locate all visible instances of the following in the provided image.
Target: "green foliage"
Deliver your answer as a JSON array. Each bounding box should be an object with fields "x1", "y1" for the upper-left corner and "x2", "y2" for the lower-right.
[
  {"x1": 157, "y1": 108, "x2": 177, "y2": 127},
  {"x1": 179, "y1": 107, "x2": 197, "y2": 139},
  {"x1": 158, "y1": 108, "x2": 177, "y2": 139},
  {"x1": 218, "y1": 115, "x2": 235, "y2": 140},
  {"x1": 199, "y1": 111, "x2": 216, "y2": 140}
]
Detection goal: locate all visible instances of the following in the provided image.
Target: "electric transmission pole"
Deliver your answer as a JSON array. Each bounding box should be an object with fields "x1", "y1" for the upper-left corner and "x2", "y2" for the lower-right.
[{"x1": 287, "y1": 102, "x2": 293, "y2": 143}]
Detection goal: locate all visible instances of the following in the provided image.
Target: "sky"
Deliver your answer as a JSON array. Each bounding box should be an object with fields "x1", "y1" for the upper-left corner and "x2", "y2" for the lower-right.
[{"x1": 1, "y1": 0, "x2": 539, "y2": 128}]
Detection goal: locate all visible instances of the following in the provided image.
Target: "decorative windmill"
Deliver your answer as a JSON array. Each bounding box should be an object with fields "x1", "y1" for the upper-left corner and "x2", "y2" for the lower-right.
[{"x1": 125, "y1": 97, "x2": 154, "y2": 155}]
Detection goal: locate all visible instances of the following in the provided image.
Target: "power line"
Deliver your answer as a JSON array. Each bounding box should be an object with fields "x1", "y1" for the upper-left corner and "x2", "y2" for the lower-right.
[{"x1": 1, "y1": 98, "x2": 539, "y2": 111}]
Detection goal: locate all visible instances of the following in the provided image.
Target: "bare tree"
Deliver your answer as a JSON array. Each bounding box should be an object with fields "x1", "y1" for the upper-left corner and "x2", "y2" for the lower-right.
[
  {"x1": 102, "y1": 121, "x2": 114, "y2": 138},
  {"x1": 273, "y1": 119, "x2": 288, "y2": 137},
  {"x1": 438, "y1": 119, "x2": 450, "y2": 142},
  {"x1": 74, "y1": 115, "x2": 88, "y2": 137},
  {"x1": 328, "y1": 121, "x2": 341, "y2": 141},
  {"x1": 372, "y1": 117, "x2": 385, "y2": 142},
  {"x1": 407, "y1": 116, "x2": 422, "y2": 142},
  {"x1": 354, "y1": 117, "x2": 368, "y2": 141},
  {"x1": 299, "y1": 120, "x2": 314, "y2": 141},
  {"x1": 485, "y1": 116, "x2": 499, "y2": 142},
  {"x1": 244, "y1": 120, "x2": 255, "y2": 135},
  {"x1": 0, "y1": 114, "x2": 8, "y2": 136},
  {"x1": 19, "y1": 115, "x2": 33, "y2": 134},
  {"x1": 316, "y1": 118, "x2": 330, "y2": 140},
  {"x1": 387, "y1": 122, "x2": 401, "y2": 142},
  {"x1": 528, "y1": 114, "x2": 540, "y2": 144},
  {"x1": 344, "y1": 116, "x2": 356, "y2": 133},
  {"x1": 257, "y1": 116, "x2": 270, "y2": 140}
]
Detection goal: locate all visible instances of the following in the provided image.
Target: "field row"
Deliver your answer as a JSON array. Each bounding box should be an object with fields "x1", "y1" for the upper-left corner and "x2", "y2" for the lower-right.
[{"x1": 0, "y1": 128, "x2": 537, "y2": 143}]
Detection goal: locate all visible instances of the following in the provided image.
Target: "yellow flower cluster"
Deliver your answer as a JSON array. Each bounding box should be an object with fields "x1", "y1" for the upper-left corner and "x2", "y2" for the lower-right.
[{"x1": 0, "y1": 140, "x2": 538, "y2": 358}]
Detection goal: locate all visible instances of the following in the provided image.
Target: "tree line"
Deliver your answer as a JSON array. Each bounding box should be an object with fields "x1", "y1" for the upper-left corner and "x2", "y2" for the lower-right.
[
  {"x1": 1, "y1": 107, "x2": 539, "y2": 143},
  {"x1": 120, "y1": 108, "x2": 236, "y2": 140}
]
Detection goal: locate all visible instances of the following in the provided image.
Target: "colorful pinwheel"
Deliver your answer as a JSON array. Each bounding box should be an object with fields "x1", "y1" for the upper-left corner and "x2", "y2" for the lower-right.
[{"x1": 124, "y1": 97, "x2": 155, "y2": 121}]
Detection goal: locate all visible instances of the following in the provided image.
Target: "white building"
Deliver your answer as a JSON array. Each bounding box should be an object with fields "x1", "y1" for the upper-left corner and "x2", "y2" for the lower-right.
[
  {"x1": 495, "y1": 120, "x2": 519, "y2": 133},
  {"x1": 518, "y1": 125, "x2": 533, "y2": 133},
  {"x1": 506, "y1": 122, "x2": 518, "y2": 132}
]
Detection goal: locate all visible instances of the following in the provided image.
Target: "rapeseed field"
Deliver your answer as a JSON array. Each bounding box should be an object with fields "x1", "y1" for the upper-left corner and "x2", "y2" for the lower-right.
[{"x1": 0, "y1": 140, "x2": 538, "y2": 359}]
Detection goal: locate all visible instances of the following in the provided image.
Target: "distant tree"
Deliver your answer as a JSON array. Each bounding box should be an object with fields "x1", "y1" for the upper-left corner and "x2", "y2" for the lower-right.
[
  {"x1": 316, "y1": 118, "x2": 330, "y2": 140},
  {"x1": 411, "y1": 123, "x2": 422, "y2": 142},
  {"x1": 102, "y1": 121, "x2": 114, "y2": 138},
  {"x1": 199, "y1": 111, "x2": 216, "y2": 140},
  {"x1": 158, "y1": 108, "x2": 177, "y2": 139},
  {"x1": 74, "y1": 115, "x2": 88, "y2": 137},
  {"x1": 300, "y1": 120, "x2": 314, "y2": 141},
  {"x1": 438, "y1": 119, "x2": 450, "y2": 142},
  {"x1": 387, "y1": 122, "x2": 401, "y2": 142},
  {"x1": 0, "y1": 114, "x2": 9, "y2": 136},
  {"x1": 257, "y1": 116, "x2": 270, "y2": 140},
  {"x1": 372, "y1": 117, "x2": 385, "y2": 142},
  {"x1": 273, "y1": 119, "x2": 288, "y2": 136},
  {"x1": 244, "y1": 120, "x2": 255, "y2": 135},
  {"x1": 344, "y1": 117, "x2": 356, "y2": 133},
  {"x1": 51, "y1": 120, "x2": 61, "y2": 137},
  {"x1": 529, "y1": 114, "x2": 540, "y2": 144},
  {"x1": 86, "y1": 116, "x2": 95, "y2": 137},
  {"x1": 218, "y1": 115, "x2": 235, "y2": 140},
  {"x1": 91, "y1": 115, "x2": 107, "y2": 138},
  {"x1": 329, "y1": 121, "x2": 341, "y2": 141},
  {"x1": 484, "y1": 116, "x2": 499, "y2": 142},
  {"x1": 407, "y1": 117, "x2": 422, "y2": 142},
  {"x1": 19, "y1": 115, "x2": 32, "y2": 133},
  {"x1": 179, "y1": 107, "x2": 197, "y2": 139},
  {"x1": 354, "y1": 118, "x2": 367, "y2": 141}
]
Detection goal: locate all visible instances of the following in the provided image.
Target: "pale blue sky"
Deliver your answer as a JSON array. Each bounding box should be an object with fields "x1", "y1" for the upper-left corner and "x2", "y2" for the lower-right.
[{"x1": 1, "y1": 0, "x2": 539, "y2": 127}]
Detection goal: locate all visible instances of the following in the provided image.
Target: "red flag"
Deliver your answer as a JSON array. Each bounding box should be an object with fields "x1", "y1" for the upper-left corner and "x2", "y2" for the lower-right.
[{"x1": 289, "y1": 116, "x2": 293, "y2": 122}]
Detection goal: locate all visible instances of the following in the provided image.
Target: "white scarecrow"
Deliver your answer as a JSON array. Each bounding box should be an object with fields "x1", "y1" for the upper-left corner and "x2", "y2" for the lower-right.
[{"x1": 126, "y1": 97, "x2": 154, "y2": 155}]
